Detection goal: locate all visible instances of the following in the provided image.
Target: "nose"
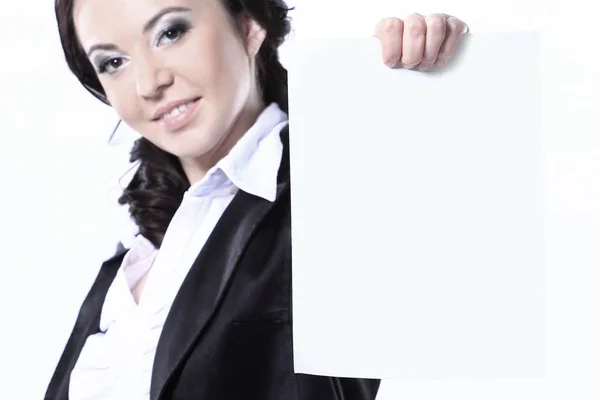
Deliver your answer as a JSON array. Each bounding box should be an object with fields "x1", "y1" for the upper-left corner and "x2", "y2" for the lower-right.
[{"x1": 134, "y1": 52, "x2": 173, "y2": 100}]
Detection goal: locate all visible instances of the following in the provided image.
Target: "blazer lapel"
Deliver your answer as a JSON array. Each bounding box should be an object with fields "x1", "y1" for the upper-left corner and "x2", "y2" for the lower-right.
[
  {"x1": 44, "y1": 250, "x2": 126, "y2": 400},
  {"x1": 150, "y1": 126, "x2": 291, "y2": 400}
]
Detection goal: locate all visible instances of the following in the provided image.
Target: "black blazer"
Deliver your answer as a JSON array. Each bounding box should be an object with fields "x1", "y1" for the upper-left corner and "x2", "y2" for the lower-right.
[{"x1": 45, "y1": 127, "x2": 381, "y2": 400}]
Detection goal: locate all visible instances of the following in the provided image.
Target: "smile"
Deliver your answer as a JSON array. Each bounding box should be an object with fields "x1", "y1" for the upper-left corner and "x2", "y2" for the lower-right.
[{"x1": 155, "y1": 97, "x2": 201, "y2": 132}]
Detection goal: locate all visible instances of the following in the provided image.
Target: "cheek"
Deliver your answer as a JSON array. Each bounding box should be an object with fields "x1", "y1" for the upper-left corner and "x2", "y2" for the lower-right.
[
  {"x1": 196, "y1": 30, "x2": 251, "y2": 99},
  {"x1": 106, "y1": 86, "x2": 144, "y2": 126}
]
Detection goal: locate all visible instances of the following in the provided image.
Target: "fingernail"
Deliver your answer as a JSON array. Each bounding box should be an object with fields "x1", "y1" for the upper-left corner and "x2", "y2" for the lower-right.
[
  {"x1": 434, "y1": 57, "x2": 448, "y2": 67},
  {"x1": 383, "y1": 57, "x2": 398, "y2": 67}
]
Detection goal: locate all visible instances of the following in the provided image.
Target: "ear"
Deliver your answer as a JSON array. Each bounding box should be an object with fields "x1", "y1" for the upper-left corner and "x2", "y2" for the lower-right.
[{"x1": 242, "y1": 16, "x2": 267, "y2": 58}]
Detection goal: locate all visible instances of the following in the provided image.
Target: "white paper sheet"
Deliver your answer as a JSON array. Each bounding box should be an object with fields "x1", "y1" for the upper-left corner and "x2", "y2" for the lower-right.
[{"x1": 287, "y1": 32, "x2": 546, "y2": 380}]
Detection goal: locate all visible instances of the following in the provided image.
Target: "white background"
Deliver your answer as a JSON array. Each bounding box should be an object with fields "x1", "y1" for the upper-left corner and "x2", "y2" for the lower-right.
[{"x1": 1, "y1": 0, "x2": 598, "y2": 399}]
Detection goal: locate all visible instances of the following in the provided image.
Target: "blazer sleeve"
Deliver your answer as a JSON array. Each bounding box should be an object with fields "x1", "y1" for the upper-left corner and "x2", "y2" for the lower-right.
[
  {"x1": 44, "y1": 249, "x2": 126, "y2": 400},
  {"x1": 296, "y1": 373, "x2": 381, "y2": 400}
]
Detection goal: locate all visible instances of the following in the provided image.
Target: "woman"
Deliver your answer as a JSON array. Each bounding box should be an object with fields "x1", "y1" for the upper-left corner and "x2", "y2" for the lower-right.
[{"x1": 46, "y1": 0, "x2": 468, "y2": 399}]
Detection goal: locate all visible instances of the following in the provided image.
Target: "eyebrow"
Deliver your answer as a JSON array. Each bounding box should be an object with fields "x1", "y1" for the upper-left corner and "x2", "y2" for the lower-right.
[{"x1": 86, "y1": 6, "x2": 192, "y2": 58}]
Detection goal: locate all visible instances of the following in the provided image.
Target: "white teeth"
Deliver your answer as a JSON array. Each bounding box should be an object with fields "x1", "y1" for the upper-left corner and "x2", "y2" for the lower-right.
[{"x1": 160, "y1": 101, "x2": 193, "y2": 120}]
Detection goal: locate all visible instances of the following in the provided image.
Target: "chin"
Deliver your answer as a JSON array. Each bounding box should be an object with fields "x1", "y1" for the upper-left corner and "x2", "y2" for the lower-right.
[
  {"x1": 162, "y1": 143, "x2": 205, "y2": 160},
  {"x1": 161, "y1": 135, "x2": 215, "y2": 161},
  {"x1": 147, "y1": 120, "x2": 224, "y2": 162}
]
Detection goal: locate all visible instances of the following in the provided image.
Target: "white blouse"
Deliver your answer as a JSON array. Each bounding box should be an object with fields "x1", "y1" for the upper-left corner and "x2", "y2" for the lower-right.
[{"x1": 69, "y1": 103, "x2": 289, "y2": 400}]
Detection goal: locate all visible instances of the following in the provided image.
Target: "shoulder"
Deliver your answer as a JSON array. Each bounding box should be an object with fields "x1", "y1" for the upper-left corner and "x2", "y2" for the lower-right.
[{"x1": 99, "y1": 241, "x2": 129, "y2": 268}]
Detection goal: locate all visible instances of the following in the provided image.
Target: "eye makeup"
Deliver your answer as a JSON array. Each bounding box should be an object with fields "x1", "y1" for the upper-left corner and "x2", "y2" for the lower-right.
[
  {"x1": 153, "y1": 17, "x2": 192, "y2": 47},
  {"x1": 96, "y1": 56, "x2": 125, "y2": 74},
  {"x1": 88, "y1": 9, "x2": 194, "y2": 75}
]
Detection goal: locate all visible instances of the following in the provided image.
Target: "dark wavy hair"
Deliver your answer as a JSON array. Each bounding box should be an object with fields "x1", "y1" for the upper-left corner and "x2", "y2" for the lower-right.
[{"x1": 55, "y1": 0, "x2": 292, "y2": 248}]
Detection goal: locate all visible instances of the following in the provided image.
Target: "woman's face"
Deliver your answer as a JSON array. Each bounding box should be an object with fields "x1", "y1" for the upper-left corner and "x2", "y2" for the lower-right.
[{"x1": 74, "y1": 0, "x2": 267, "y2": 173}]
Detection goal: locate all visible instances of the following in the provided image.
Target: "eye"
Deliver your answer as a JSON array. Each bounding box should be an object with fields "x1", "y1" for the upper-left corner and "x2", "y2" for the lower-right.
[
  {"x1": 98, "y1": 57, "x2": 126, "y2": 75},
  {"x1": 157, "y1": 23, "x2": 189, "y2": 46}
]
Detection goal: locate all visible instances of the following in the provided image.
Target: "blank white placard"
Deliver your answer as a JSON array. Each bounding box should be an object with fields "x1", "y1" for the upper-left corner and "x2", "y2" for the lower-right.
[{"x1": 287, "y1": 32, "x2": 546, "y2": 380}]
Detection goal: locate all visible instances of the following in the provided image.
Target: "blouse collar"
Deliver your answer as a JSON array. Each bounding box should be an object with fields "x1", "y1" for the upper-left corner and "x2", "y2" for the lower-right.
[{"x1": 185, "y1": 102, "x2": 289, "y2": 201}]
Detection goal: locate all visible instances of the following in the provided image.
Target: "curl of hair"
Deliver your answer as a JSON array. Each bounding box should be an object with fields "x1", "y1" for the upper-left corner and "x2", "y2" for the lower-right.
[{"x1": 55, "y1": 0, "x2": 293, "y2": 248}]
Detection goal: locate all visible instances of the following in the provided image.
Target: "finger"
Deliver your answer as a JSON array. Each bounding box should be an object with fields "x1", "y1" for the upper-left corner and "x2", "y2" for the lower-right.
[
  {"x1": 400, "y1": 13, "x2": 427, "y2": 69},
  {"x1": 417, "y1": 14, "x2": 447, "y2": 71},
  {"x1": 374, "y1": 17, "x2": 404, "y2": 68},
  {"x1": 440, "y1": 14, "x2": 470, "y2": 34},
  {"x1": 435, "y1": 16, "x2": 469, "y2": 67}
]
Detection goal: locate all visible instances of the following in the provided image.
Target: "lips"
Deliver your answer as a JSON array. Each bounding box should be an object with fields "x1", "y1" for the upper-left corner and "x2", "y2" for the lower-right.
[
  {"x1": 154, "y1": 97, "x2": 201, "y2": 132},
  {"x1": 152, "y1": 97, "x2": 202, "y2": 121},
  {"x1": 155, "y1": 99, "x2": 196, "y2": 121}
]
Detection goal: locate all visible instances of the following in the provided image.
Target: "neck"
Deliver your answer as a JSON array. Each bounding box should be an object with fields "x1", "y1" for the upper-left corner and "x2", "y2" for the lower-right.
[{"x1": 180, "y1": 99, "x2": 266, "y2": 186}]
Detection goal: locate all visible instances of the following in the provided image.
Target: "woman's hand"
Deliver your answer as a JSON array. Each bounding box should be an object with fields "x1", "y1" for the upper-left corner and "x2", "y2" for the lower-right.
[{"x1": 374, "y1": 13, "x2": 469, "y2": 71}]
